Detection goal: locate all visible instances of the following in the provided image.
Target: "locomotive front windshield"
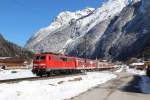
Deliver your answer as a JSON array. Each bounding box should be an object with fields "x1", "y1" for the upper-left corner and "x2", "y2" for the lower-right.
[{"x1": 34, "y1": 56, "x2": 46, "y2": 60}]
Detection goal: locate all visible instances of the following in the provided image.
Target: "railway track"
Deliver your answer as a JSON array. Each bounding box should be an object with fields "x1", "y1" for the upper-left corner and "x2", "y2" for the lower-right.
[
  {"x1": 0, "y1": 73, "x2": 82, "y2": 84},
  {"x1": 0, "y1": 68, "x2": 117, "y2": 84}
]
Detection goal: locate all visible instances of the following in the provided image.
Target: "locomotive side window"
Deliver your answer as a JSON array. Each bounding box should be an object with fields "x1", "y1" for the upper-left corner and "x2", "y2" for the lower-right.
[
  {"x1": 60, "y1": 57, "x2": 73, "y2": 62},
  {"x1": 60, "y1": 57, "x2": 67, "y2": 62}
]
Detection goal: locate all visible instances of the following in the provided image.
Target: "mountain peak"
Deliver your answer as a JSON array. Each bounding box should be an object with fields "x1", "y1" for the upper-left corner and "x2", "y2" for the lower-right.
[
  {"x1": 24, "y1": 0, "x2": 150, "y2": 62},
  {"x1": 26, "y1": 7, "x2": 95, "y2": 48},
  {"x1": 26, "y1": 0, "x2": 138, "y2": 51}
]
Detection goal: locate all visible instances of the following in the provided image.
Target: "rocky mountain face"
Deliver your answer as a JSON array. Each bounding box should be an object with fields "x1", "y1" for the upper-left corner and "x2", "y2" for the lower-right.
[
  {"x1": 0, "y1": 34, "x2": 32, "y2": 59},
  {"x1": 92, "y1": 0, "x2": 150, "y2": 61},
  {"x1": 25, "y1": 0, "x2": 150, "y2": 61}
]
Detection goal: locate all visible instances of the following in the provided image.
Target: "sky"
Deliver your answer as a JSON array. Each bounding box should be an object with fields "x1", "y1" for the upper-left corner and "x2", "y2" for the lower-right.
[{"x1": 0, "y1": 0, "x2": 104, "y2": 47}]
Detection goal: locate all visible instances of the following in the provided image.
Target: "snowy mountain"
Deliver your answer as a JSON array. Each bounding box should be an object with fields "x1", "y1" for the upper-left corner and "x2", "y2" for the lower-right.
[
  {"x1": 26, "y1": 7, "x2": 95, "y2": 50},
  {"x1": 26, "y1": 0, "x2": 131, "y2": 51},
  {"x1": 25, "y1": 0, "x2": 150, "y2": 61}
]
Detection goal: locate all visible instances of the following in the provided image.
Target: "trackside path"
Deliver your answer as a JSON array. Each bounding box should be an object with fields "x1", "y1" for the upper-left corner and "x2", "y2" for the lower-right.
[{"x1": 70, "y1": 72, "x2": 150, "y2": 100}]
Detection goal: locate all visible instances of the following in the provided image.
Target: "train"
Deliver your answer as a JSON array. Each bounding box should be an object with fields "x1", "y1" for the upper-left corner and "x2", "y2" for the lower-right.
[{"x1": 32, "y1": 52, "x2": 116, "y2": 76}]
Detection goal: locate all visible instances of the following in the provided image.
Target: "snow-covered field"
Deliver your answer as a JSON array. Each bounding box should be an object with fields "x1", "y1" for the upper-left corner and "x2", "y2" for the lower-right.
[
  {"x1": 0, "y1": 69, "x2": 36, "y2": 80},
  {"x1": 1, "y1": 65, "x2": 150, "y2": 100},
  {"x1": 0, "y1": 72, "x2": 116, "y2": 100}
]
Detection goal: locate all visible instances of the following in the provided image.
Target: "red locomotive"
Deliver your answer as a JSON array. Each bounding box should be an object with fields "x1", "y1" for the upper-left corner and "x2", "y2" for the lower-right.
[{"x1": 32, "y1": 53, "x2": 115, "y2": 76}]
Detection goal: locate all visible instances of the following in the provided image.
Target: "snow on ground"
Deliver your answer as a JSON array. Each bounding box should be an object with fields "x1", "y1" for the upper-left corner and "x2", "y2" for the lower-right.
[
  {"x1": 115, "y1": 67, "x2": 123, "y2": 73},
  {"x1": 0, "y1": 69, "x2": 36, "y2": 80},
  {"x1": 126, "y1": 68, "x2": 145, "y2": 75},
  {"x1": 115, "y1": 65, "x2": 126, "y2": 73},
  {"x1": 115, "y1": 64, "x2": 145, "y2": 75},
  {"x1": 0, "y1": 72, "x2": 116, "y2": 100}
]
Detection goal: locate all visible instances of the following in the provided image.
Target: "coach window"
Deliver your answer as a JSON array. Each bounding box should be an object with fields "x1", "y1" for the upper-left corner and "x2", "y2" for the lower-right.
[{"x1": 60, "y1": 57, "x2": 68, "y2": 62}]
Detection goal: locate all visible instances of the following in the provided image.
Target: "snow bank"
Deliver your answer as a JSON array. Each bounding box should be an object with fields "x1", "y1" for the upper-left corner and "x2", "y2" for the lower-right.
[
  {"x1": 115, "y1": 64, "x2": 145, "y2": 75},
  {"x1": 127, "y1": 68, "x2": 145, "y2": 75},
  {"x1": 0, "y1": 72, "x2": 116, "y2": 100},
  {"x1": 115, "y1": 65, "x2": 124, "y2": 73},
  {"x1": 0, "y1": 69, "x2": 36, "y2": 80},
  {"x1": 115, "y1": 65, "x2": 129, "y2": 73}
]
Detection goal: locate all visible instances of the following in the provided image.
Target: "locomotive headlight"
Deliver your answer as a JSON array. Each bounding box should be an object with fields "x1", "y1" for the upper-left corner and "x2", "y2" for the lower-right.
[
  {"x1": 33, "y1": 64, "x2": 38, "y2": 66},
  {"x1": 39, "y1": 63, "x2": 46, "y2": 66},
  {"x1": 33, "y1": 64, "x2": 46, "y2": 66}
]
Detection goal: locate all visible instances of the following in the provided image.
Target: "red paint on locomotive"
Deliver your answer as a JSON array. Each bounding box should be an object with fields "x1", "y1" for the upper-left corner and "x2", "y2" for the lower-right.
[
  {"x1": 32, "y1": 53, "x2": 116, "y2": 76},
  {"x1": 33, "y1": 53, "x2": 77, "y2": 69}
]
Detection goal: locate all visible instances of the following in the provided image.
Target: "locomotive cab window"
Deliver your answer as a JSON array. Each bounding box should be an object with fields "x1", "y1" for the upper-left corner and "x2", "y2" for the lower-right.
[
  {"x1": 40, "y1": 56, "x2": 46, "y2": 60},
  {"x1": 34, "y1": 56, "x2": 46, "y2": 60}
]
